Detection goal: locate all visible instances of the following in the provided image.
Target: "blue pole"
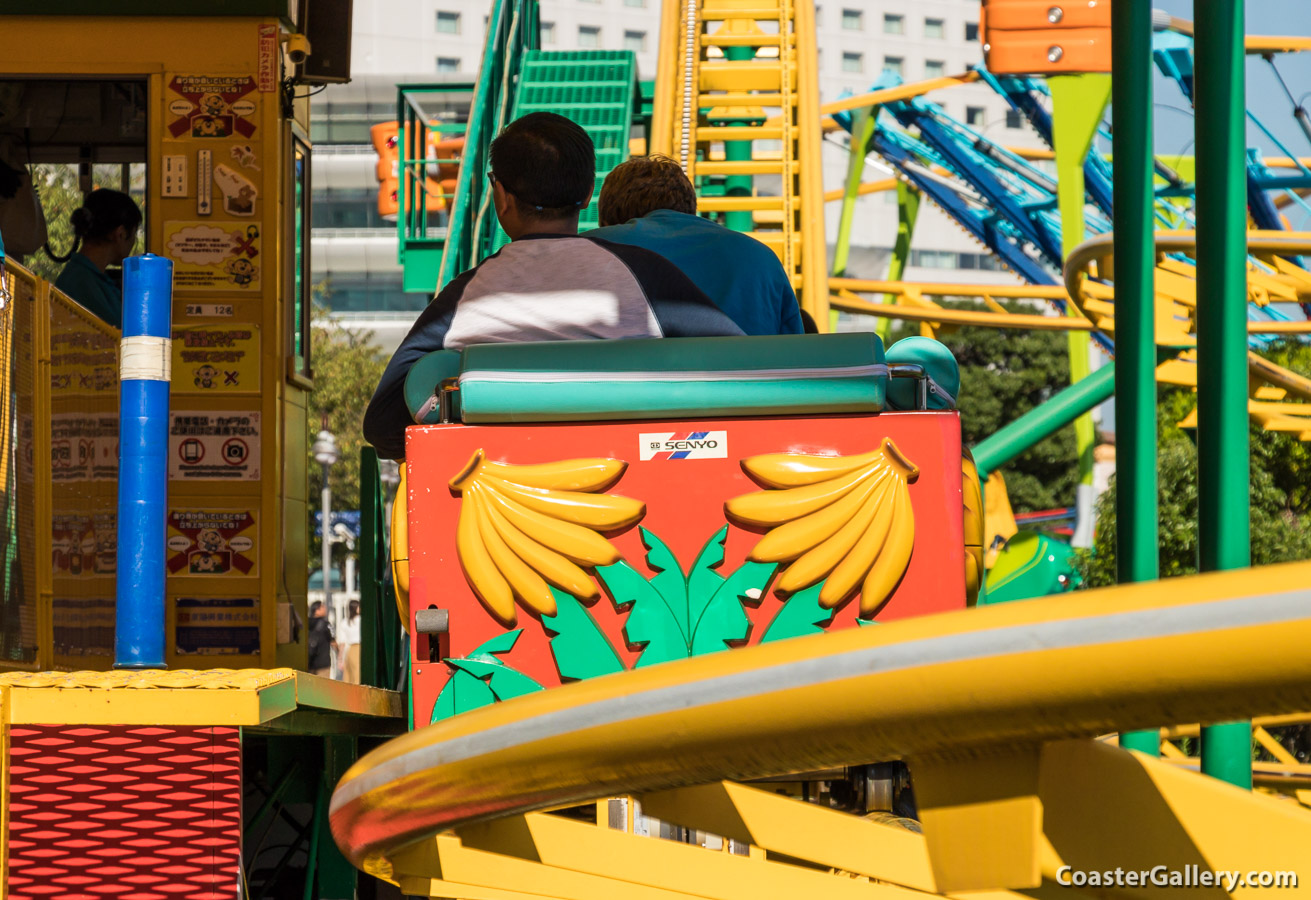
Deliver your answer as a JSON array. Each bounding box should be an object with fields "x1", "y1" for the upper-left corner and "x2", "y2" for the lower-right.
[{"x1": 115, "y1": 253, "x2": 173, "y2": 669}]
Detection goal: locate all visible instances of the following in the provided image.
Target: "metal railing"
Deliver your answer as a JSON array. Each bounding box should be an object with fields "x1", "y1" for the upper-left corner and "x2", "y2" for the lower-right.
[
  {"x1": 0, "y1": 259, "x2": 121, "y2": 672},
  {"x1": 423, "y1": 0, "x2": 540, "y2": 287}
]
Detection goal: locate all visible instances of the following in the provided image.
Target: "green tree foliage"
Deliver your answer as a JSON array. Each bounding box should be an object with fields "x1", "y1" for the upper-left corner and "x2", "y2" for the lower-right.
[
  {"x1": 307, "y1": 304, "x2": 386, "y2": 560},
  {"x1": 1079, "y1": 340, "x2": 1311, "y2": 587},
  {"x1": 892, "y1": 300, "x2": 1080, "y2": 512}
]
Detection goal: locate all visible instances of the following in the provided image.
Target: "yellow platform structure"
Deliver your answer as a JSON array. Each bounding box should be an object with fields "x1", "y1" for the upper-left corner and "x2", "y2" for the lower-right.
[{"x1": 0, "y1": 10, "x2": 317, "y2": 672}]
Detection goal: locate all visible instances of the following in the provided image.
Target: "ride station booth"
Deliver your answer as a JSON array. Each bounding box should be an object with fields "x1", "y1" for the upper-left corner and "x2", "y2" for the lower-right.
[{"x1": 0, "y1": 5, "x2": 405, "y2": 899}]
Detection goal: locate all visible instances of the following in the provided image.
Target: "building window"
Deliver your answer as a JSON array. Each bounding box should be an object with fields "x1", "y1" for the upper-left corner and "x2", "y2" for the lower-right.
[
  {"x1": 624, "y1": 0, "x2": 647, "y2": 7},
  {"x1": 1005, "y1": 109, "x2": 1023, "y2": 129},
  {"x1": 883, "y1": 55, "x2": 903, "y2": 78},
  {"x1": 910, "y1": 249, "x2": 958, "y2": 269},
  {"x1": 578, "y1": 25, "x2": 601, "y2": 47},
  {"x1": 965, "y1": 21, "x2": 979, "y2": 41},
  {"x1": 842, "y1": 51, "x2": 863, "y2": 73},
  {"x1": 623, "y1": 30, "x2": 646, "y2": 52},
  {"x1": 924, "y1": 17, "x2": 944, "y2": 38},
  {"x1": 925, "y1": 59, "x2": 945, "y2": 78},
  {"x1": 883, "y1": 13, "x2": 903, "y2": 34},
  {"x1": 436, "y1": 11, "x2": 460, "y2": 33},
  {"x1": 841, "y1": 8, "x2": 862, "y2": 30},
  {"x1": 541, "y1": 21, "x2": 556, "y2": 43},
  {"x1": 436, "y1": 57, "x2": 461, "y2": 73},
  {"x1": 965, "y1": 105, "x2": 985, "y2": 126}
]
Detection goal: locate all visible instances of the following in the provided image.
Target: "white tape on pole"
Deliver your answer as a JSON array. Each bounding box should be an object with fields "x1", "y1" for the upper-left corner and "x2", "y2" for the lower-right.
[{"x1": 120, "y1": 335, "x2": 173, "y2": 382}]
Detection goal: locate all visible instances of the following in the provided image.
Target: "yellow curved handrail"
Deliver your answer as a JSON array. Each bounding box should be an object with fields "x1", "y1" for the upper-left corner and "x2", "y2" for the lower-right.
[{"x1": 330, "y1": 559, "x2": 1311, "y2": 873}]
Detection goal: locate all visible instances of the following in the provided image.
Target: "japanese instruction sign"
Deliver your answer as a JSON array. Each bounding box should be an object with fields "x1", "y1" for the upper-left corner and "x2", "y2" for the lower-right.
[
  {"x1": 175, "y1": 597, "x2": 260, "y2": 656},
  {"x1": 172, "y1": 323, "x2": 261, "y2": 393},
  {"x1": 51, "y1": 413, "x2": 118, "y2": 483},
  {"x1": 164, "y1": 221, "x2": 261, "y2": 291},
  {"x1": 169, "y1": 411, "x2": 261, "y2": 481}
]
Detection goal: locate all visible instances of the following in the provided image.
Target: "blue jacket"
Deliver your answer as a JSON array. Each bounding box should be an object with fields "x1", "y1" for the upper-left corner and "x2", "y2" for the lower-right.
[{"x1": 589, "y1": 210, "x2": 803, "y2": 336}]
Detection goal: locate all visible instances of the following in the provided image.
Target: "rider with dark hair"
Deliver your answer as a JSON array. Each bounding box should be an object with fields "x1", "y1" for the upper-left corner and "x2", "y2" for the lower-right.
[
  {"x1": 52, "y1": 188, "x2": 142, "y2": 328},
  {"x1": 365, "y1": 113, "x2": 743, "y2": 461},
  {"x1": 591, "y1": 155, "x2": 802, "y2": 336}
]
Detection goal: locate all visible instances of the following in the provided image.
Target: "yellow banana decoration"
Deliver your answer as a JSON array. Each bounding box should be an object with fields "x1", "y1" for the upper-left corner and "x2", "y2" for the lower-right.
[
  {"x1": 450, "y1": 450, "x2": 645, "y2": 624},
  {"x1": 479, "y1": 457, "x2": 626, "y2": 492},
  {"x1": 727, "y1": 439, "x2": 918, "y2": 616},
  {"x1": 734, "y1": 447, "x2": 885, "y2": 489}
]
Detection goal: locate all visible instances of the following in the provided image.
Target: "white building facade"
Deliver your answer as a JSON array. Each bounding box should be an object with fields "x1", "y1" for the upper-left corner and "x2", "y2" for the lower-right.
[{"x1": 313, "y1": 0, "x2": 1041, "y2": 349}]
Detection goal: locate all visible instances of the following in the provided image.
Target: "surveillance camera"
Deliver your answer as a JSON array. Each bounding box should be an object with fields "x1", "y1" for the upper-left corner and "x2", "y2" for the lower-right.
[{"x1": 284, "y1": 33, "x2": 312, "y2": 65}]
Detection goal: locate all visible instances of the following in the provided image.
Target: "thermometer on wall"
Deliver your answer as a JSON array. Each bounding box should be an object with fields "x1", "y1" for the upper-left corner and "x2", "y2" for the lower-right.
[{"x1": 197, "y1": 149, "x2": 213, "y2": 215}]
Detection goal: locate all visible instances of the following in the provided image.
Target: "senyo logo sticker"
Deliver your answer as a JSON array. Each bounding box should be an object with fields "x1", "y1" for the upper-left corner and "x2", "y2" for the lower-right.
[{"x1": 640, "y1": 431, "x2": 728, "y2": 461}]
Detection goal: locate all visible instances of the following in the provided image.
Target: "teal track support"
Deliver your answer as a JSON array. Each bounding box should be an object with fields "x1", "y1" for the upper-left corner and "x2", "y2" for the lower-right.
[
  {"x1": 971, "y1": 363, "x2": 1115, "y2": 481},
  {"x1": 1111, "y1": 0, "x2": 1160, "y2": 756},
  {"x1": 1194, "y1": 0, "x2": 1252, "y2": 789}
]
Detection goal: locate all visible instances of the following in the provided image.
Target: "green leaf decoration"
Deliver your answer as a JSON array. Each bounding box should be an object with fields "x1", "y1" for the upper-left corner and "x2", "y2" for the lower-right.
[
  {"x1": 690, "y1": 558, "x2": 776, "y2": 656},
  {"x1": 638, "y1": 527, "x2": 690, "y2": 638},
  {"x1": 687, "y1": 526, "x2": 728, "y2": 637},
  {"x1": 430, "y1": 629, "x2": 542, "y2": 723},
  {"x1": 430, "y1": 668, "x2": 496, "y2": 722},
  {"x1": 463, "y1": 629, "x2": 522, "y2": 661},
  {"x1": 598, "y1": 558, "x2": 689, "y2": 668},
  {"x1": 759, "y1": 584, "x2": 836, "y2": 644},
  {"x1": 449, "y1": 657, "x2": 545, "y2": 702},
  {"x1": 542, "y1": 587, "x2": 625, "y2": 681}
]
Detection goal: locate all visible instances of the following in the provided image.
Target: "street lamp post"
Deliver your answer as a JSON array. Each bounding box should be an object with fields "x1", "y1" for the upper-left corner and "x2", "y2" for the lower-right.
[{"x1": 312, "y1": 423, "x2": 339, "y2": 623}]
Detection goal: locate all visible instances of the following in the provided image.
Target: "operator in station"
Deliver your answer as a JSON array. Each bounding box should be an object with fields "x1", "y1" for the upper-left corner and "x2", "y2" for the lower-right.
[
  {"x1": 363, "y1": 112, "x2": 743, "y2": 461},
  {"x1": 589, "y1": 154, "x2": 803, "y2": 336},
  {"x1": 50, "y1": 188, "x2": 142, "y2": 329}
]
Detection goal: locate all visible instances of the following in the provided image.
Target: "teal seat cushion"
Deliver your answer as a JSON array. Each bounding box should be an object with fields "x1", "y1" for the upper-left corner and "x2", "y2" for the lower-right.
[
  {"x1": 885, "y1": 336, "x2": 960, "y2": 411},
  {"x1": 405, "y1": 350, "x2": 462, "y2": 423},
  {"x1": 454, "y1": 334, "x2": 887, "y2": 423}
]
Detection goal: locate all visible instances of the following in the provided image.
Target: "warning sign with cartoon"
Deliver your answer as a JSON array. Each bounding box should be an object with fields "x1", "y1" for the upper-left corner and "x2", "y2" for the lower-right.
[
  {"x1": 172, "y1": 323, "x2": 261, "y2": 393},
  {"x1": 169, "y1": 411, "x2": 261, "y2": 481},
  {"x1": 166, "y1": 509, "x2": 258, "y2": 577},
  {"x1": 164, "y1": 221, "x2": 261, "y2": 291},
  {"x1": 166, "y1": 75, "x2": 259, "y2": 140},
  {"x1": 52, "y1": 514, "x2": 94, "y2": 576},
  {"x1": 52, "y1": 512, "x2": 115, "y2": 577}
]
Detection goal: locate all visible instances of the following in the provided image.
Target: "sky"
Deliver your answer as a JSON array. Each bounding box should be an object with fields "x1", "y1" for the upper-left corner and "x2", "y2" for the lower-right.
[{"x1": 1147, "y1": 0, "x2": 1311, "y2": 167}]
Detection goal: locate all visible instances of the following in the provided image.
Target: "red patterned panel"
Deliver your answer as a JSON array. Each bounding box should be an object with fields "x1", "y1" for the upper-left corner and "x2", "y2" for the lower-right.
[{"x1": 7, "y1": 725, "x2": 242, "y2": 900}]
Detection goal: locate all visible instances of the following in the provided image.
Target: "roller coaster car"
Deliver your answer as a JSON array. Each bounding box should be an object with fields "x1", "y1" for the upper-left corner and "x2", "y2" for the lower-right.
[{"x1": 395, "y1": 334, "x2": 983, "y2": 729}]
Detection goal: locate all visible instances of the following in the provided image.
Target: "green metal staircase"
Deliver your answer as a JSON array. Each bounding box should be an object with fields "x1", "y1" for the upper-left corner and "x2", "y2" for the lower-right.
[
  {"x1": 394, "y1": 0, "x2": 638, "y2": 293},
  {"x1": 490, "y1": 50, "x2": 637, "y2": 250}
]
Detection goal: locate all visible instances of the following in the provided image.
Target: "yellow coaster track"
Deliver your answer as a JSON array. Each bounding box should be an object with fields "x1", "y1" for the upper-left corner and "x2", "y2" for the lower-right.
[{"x1": 652, "y1": 0, "x2": 828, "y2": 323}]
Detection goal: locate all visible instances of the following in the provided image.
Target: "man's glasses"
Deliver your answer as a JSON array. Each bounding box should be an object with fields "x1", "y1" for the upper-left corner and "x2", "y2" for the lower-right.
[{"x1": 486, "y1": 171, "x2": 498, "y2": 185}]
